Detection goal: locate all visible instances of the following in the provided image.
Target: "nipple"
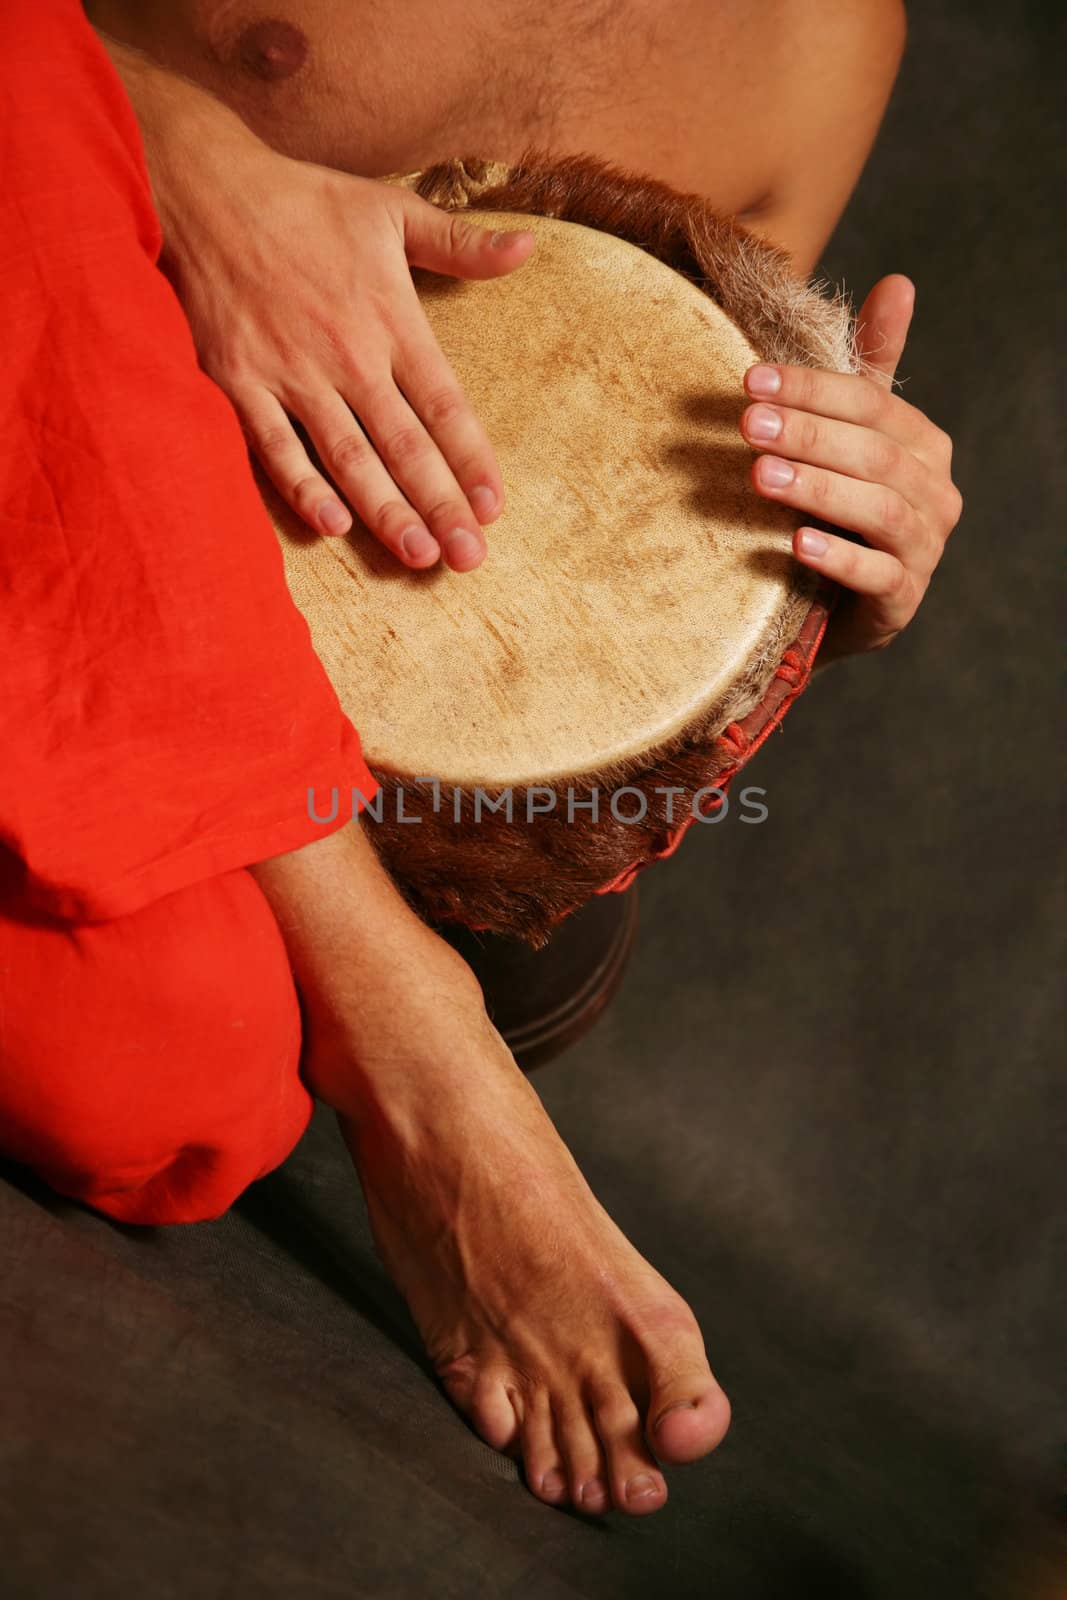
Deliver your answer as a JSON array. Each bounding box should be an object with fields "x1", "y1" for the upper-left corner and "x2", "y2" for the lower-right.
[{"x1": 236, "y1": 19, "x2": 309, "y2": 81}]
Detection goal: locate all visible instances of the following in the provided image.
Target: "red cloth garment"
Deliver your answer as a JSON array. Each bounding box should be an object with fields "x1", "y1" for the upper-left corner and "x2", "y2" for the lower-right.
[
  {"x1": 0, "y1": 0, "x2": 376, "y2": 922},
  {"x1": 0, "y1": 872, "x2": 311, "y2": 1224},
  {"x1": 0, "y1": 0, "x2": 377, "y2": 1219}
]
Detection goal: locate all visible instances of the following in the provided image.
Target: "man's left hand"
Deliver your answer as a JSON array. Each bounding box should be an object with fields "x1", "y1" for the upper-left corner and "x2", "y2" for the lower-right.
[{"x1": 740, "y1": 275, "x2": 963, "y2": 663}]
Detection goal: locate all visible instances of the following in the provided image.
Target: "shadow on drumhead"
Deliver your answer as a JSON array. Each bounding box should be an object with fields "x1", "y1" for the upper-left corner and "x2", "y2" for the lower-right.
[
  {"x1": 677, "y1": 386, "x2": 751, "y2": 431},
  {"x1": 660, "y1": 434, "x2": 763, "y2": 519},
  {"x1": 254, "y1": 446, "x2": 452, "y2": 590},
  {"x1": 339, "y1": 526, "x2": 456, "y2": 591}
]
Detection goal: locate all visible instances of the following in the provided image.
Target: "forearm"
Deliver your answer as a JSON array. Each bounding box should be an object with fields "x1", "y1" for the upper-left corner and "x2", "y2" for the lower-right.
[
  {"x1": 94, "y1": 34, "x2": 489, "y2": 1047},
  {"x1": 93, "y1": 28, "x2": 266, "y2": 252}
]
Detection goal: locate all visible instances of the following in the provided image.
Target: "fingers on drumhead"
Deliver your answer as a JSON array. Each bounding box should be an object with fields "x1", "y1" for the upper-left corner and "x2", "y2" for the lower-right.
[
  {"x1": 237, "y1": 388, "x2": 355, "y2": 538},
  {"x1": 401, "y1": 190, "x2": 535, "y2": 280}
]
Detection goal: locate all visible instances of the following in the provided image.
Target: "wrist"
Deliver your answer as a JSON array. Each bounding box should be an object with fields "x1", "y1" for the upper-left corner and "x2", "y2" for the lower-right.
[{"x1": 94, "y1": 30, "x2": 266, "y2": 261}]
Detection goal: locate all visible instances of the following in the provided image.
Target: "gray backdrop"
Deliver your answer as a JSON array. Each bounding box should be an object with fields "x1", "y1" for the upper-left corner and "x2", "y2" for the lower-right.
[{"x1": 2, "y1": 2, "x2": 1063, "y2": 1594}]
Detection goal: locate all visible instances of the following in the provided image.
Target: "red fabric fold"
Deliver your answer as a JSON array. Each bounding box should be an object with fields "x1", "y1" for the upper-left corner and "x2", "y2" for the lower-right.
[{"x1": 0, "y1": 0, "x2": 377, "y2": 922}]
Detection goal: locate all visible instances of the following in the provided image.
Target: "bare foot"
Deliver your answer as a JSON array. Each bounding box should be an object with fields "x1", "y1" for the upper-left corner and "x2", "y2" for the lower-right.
[{"x1": 333, "y1": 980, "x2": 730, "y2": 1516}]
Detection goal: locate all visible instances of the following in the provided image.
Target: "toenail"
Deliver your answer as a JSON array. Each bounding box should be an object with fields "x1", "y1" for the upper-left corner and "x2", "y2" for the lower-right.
[
  {"x1": 625, "y1": 1472, "x2": 659, "y2": 1502},
  {"x1": 655, "y1": 1400, "x2": 697, "y2": 1428},
  {"x1": 578, "y1": 1479, "x2": 608, "y2": 1509},
  {"x1": 541, "y1": 1470, "x2": 566, "y2": 1499}
]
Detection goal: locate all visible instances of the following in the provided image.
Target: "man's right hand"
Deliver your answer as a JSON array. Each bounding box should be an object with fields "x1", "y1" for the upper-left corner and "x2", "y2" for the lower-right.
[{"x1": 98, "y1": 33, "x2": 535, "y2": 571}]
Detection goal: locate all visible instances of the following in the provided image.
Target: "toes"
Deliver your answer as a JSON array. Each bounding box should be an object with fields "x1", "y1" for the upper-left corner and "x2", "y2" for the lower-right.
[
  {"x1": 556, "y1": 1403, "x2": 610, "y2": 1516},
  {"x1": 636, "y1": 1311, "x2": 731, "y2": 1464},
  {"x1": 462, "y1": 1370, "x2": 522, "y2": 1455},
  {"x1": 646, "y1": 1366, "x2": 731, "y2": 1465},
  {"x1": 575, "y1": 1477, "x2": 611, "y2": 1516},
  {"x1": 589, "y1": 1384, "x2": 668, "y2": 1515},
  {"x1": 520, "y1": 1389, "x2": 569, "y2": 1507}
]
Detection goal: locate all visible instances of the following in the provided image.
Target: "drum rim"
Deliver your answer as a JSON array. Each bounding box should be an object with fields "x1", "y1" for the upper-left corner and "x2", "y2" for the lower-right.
[{"x1": 279, "y1": 153, "x2": 854, "y2": 942}]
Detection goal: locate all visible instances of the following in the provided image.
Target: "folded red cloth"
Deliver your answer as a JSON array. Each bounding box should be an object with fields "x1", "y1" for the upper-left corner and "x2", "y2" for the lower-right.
[{"x1": 0, "y1": 0, "x2": 376, "y2": 923}]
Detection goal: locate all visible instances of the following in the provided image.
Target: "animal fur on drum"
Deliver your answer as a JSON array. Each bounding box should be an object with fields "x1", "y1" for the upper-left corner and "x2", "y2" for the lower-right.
[
  {"x1": 403, "y1": 152, "x2": 861, "y2": 376},
  {"x1": 371, "y1": 152, "x2": 856, "y2": 945}
]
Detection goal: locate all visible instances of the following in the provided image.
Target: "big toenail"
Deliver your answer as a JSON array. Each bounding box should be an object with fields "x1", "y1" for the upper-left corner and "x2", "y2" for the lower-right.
[
  {"x1": 579, "y1": 1480, "x2": 607, "y2": 1508},
  {"x1": 626, "y1": 1473, "x2": 659, "y2": 1501},
  {"x1": 656, "y1": 1400, "x2": 697, "y2": 1426},
  {"x1": 541, "y1": 1470, "x2": 566, "y2": 1499}
]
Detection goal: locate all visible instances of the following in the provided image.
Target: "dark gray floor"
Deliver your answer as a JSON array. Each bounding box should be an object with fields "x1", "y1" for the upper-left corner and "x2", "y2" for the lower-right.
[{"x1": 2, "y1": 3, "x2": 1064, "y2": 1595}]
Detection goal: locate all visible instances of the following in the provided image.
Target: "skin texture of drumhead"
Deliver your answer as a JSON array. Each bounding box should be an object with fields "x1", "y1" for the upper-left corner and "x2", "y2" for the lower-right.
[{"x1": 269, "y1": 209, "x2": 815, "y2": 787}]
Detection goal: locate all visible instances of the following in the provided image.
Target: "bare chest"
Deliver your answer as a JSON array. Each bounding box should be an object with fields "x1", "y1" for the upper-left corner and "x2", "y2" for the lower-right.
[{"x1": 94, "y1": 0, "x2": 780, "y2": 212}]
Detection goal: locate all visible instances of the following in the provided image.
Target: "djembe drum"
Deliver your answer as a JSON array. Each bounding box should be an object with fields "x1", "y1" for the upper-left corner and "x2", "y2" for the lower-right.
[{"x1": 263, "y1": 154, "x2": 859, "y2": 1059}]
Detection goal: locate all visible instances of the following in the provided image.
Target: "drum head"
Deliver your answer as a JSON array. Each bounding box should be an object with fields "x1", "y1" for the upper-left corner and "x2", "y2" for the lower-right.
[{"x1": 267, "y1": 209, "x2": 816, "y2": 787}]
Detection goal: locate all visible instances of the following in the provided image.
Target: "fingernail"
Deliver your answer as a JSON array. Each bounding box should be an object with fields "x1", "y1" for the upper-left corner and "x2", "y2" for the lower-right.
[
  {"x1": 491, "y1": 228, "x2": 531, "y2": 249},
  {"x1": 467, "y1": 484, "x2": 498, "y2": 521},
  {"x1": 746, "y1": 405, "x2": 782, "y2": 443},
  {"x1": 759, "y1": 457, "x2": 795, "y2": 488},
  {"x1": 443, "y1": 528, "x2": 483, "y2": 568},
  {"x1": 625, "y1": 1473, "x2": 659, "y2": 1502},
  {"x1": 798, "y1": 528, "x2": 829, "y2": 557},
  {"x1": 319, "y1": 498, "x2": 352, "y2": 534},
  {"x1": 747, "y1": 364, "x2": 782, "y2": 397},
  {"x1": 541, "y1": 1470, "x2": 567, "y2": 1499},
  {"x1": 401, "y1": 526, "x2": 439, "y2": 563}
]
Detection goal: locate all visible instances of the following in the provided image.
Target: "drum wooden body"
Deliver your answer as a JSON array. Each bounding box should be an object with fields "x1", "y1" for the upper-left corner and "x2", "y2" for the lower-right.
[{"x1": 266, "y1": 155, "x2": 858, "y2": 943}]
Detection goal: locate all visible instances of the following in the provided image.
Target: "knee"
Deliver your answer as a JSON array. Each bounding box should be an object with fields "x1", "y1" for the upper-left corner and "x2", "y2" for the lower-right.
[{"x1": 0, "y1": 870, "x2": 311, "y2": 1224}]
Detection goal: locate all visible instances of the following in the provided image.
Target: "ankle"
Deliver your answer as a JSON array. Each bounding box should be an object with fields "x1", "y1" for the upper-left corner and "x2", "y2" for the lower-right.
[{"x1": 302, "y1": 941, "x2": 500, "y2": 1121}]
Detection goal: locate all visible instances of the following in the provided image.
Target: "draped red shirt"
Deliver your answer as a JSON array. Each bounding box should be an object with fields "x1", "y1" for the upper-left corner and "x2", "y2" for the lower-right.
[{"x1": 0, "y1": 0, "x2": 377, "y2": 923}]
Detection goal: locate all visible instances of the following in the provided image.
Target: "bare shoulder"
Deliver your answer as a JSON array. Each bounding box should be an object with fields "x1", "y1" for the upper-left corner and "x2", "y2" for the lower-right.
[
  {"x1": 769, "y1": 0, "x2": 907, "y2": 112},
  {"x1": 735, "y1": 0, "x2": 909, "y2": 269}
]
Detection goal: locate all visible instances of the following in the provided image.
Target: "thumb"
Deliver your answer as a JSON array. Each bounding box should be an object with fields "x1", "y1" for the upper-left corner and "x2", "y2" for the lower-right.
[
  {"x1": 402, "y1": 196, "x2": 536, "y2": 281},
  {"x1": 855, "y1": 273, "x2": 915, "y2": 389}
]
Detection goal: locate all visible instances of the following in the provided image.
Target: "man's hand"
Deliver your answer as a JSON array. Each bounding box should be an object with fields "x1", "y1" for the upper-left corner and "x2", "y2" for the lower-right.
[
  {"x1": 169, "y1": 156, "x2": 536, "y2": 571},
  {"x1": 98, "y1": 33, "x2": 534, "y2": 571},
  {"x1": 740, "y1": 275, "x2": 963, "y2": 663}
]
